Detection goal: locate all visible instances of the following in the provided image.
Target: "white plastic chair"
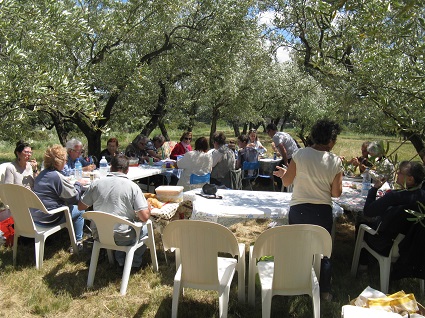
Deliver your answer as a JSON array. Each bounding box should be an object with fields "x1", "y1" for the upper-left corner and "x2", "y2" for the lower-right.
[
  {"x1": 0, "y1": 184, "x2": 78, "y2": 269},
  {"x1": 351, "y1": 223, "x2": 424, "y2": 294},
  {"x1": 0, "y1": 162, "x2": 11, "y2": 184},
  {"x1": 83, "y1": 211, "x2": 158, "y2": 295},
  {"x1": 248, "y1": 224, "x2": 332, "y2": 318},
  {"x1": 162, "y1": 220, "x2": 246, "y2": 318}
]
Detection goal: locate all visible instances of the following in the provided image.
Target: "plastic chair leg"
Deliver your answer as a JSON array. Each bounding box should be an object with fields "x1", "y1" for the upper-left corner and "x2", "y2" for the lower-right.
[
  {"x1": 261, "y1": 289, "x2": 272, "y2": 318},
  {"x1": 379, "y1": 258, "x2": 391, "y2": 294},
  {"x1": 219, "y1": 284, "x2": 231, "y2": 318},
  {"x1": 171, "y1": 266, "x2": 183, "y2": 318},
  {"x1": 87, "y1": 242, "x2": 101, "y2": 288},
  {"x1": 120, "y1": 249, "x2": 134, "y2": 295},
  {"x1": 34, "y1": 237, "x2": 45, "y2": 270},
  {"x1": 12, "y1": 234, "x2": 19, "y2": 267}
]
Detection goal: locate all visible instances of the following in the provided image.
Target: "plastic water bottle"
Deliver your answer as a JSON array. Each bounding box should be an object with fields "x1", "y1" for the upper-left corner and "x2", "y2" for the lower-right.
[
  {"x1": 99, "y1": 156, "x2": 108, "y2": 178},
  {"x1": 74, "y1": 158, "x2": 83, "y2": 180},
  {"x1": 361, "y1": 168, "x2": 371, "y2": 197},
  {"x1": 273, "y1": 152, "x2": 277, "y2": 160}
]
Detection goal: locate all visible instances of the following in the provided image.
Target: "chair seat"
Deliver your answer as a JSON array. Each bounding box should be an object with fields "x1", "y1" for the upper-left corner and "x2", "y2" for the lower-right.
[{"x1": 183, "y1": 257, "x2": 237, "y2": 291}]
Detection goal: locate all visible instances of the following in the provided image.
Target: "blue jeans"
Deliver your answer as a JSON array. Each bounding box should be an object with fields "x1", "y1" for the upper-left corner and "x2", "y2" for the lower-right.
[
  {"x1": 115, "y1": 225, "x2": 148, "y2": 268},
  {"x1": 68, "y1": 205, "x2": 85, "y2": 241},
  {"x1": 34, "y1": 205, "x2": 85, "y2": 241}
]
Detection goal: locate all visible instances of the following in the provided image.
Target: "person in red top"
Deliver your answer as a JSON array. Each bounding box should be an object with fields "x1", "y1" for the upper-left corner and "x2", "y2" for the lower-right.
[{"x1": 170, "y1": 131, "x2": 193, "y2": 160}]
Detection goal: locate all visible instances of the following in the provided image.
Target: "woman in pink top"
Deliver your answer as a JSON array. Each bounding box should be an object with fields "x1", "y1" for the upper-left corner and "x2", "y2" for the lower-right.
[{"x1": 170, "y1": 131, "x2": 193, "y2": 160}]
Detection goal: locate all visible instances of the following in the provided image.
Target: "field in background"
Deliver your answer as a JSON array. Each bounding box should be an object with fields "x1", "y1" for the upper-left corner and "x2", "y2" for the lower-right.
[{"x1": 0, "y1": 127, "x2": 418, "y2": 165}]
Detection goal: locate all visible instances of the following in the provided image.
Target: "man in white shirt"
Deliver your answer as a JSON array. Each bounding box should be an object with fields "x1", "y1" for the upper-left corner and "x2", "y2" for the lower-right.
[{"x1": 266, "y1": 123, "x2": 299, "y2": 166}]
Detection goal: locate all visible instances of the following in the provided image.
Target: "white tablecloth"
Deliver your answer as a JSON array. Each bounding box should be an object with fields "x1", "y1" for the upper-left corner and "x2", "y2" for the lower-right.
[{"x1": 184, "y1": 189, "x2": 343, "y2": 227}]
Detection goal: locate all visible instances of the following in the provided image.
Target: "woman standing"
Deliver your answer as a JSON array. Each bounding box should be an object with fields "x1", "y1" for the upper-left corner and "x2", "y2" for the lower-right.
[
  {"x1": 274, "y1": 119, "x2": 343, "y2": 301},
  {"x1": 4, "y1": 140, "x2": 38, "y2": 189},
  {"x1": 170, "y1": 131, "x2": 193, "y2": 160},
  {"x1": 176, "y1": 137, "x2": 212, "y2": 191}
]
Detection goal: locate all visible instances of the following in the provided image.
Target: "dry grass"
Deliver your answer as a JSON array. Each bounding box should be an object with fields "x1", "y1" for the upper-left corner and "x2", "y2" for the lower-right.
[{"x1": 1, "y1": 215, "x2": 424, "y2": 318}]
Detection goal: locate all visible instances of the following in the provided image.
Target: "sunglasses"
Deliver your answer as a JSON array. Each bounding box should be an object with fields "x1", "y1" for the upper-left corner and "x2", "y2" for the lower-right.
[{"x1": 184, "y1": 138, "x2": 192, "y2": 141}]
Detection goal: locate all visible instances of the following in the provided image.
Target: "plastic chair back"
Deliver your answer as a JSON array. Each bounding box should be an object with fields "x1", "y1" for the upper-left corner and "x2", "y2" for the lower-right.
[
  {"x1": 252, "y1": 224, "x2": 332, "y2": 292},
  {"x1": 0, "y1": 184, "x2": 49, "y2": 235},
  {"x1": 0, "y1": 162, "x2": 11, "y2": 184},
  {"x1": 190, "y1": 173, "x2": 211, "y2": 185},
  {"x1": 163, "y1": 220, "x2": 239, "y2": 286},
  {"x1": 83, "y1": 211, "x2": 143, "y2": 247},
  {"x1": 0, "y1": 183, "x2": 77, "y2": 269}
]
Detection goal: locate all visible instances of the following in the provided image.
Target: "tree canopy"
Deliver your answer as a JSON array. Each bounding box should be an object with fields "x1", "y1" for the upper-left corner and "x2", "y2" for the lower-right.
[{"x1": 1, "y1": 0, "x2": 424, "y2": 155}]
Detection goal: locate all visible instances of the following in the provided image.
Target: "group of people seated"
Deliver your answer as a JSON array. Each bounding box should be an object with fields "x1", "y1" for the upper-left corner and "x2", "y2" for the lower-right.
[{"x1": 4, "y1": 123, "x2": 425, "y2": 297}]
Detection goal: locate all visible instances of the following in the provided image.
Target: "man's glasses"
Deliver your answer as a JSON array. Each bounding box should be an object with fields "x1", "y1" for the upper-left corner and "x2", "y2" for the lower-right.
[
  {"x1": 71, "y1": 149, "x2": 82, "y2": 153},
  {"x1": 184, "y1": 138, "x2": 192, "y2": 141}
]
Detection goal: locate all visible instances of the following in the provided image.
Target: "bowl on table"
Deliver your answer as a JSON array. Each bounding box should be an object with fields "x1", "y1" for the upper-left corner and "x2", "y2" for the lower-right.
[{"x1": 129, "y1": 158, "x2": 139, "y2": 167}]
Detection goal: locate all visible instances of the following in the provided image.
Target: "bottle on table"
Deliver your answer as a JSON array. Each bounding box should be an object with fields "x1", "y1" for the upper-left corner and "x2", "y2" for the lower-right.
[
  {"x1": 74, "y1": 158, "x2": 83, "y2": 180},
  {"x1": 99, "y1": 156, "x2": 108, "y2": 178},
  {"x1": 361, "y1": 168, "x2": 371, "y2": 197}
]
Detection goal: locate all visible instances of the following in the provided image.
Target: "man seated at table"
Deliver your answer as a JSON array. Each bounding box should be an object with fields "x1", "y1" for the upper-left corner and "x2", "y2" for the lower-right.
[
  {"x1": 78, "y1": 154, "x2": 151, "y2": 271},
  {"x1": 125, "y1": 134, "x2": 150, "y2": 164},
  {"x1": 62, "y1": 138, "x2": 96, "y2": 176},
  {"x1": 349, "y1": 141, "x2": 373, "y2": 173},
  {"x1": 146, "y1": 134, "x2": 166, "y2": 162},
  {"x1": 358, "y1": 161, "x2": 425, "y2": 270}
]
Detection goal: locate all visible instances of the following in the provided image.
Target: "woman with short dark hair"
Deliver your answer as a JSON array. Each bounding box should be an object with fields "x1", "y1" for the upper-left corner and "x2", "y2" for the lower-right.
[
  {"x1": 176, "y1": 137, "x2": 212, "y2": 191},
  {"x1": 4, "y1": 140, "x2": 38, "y2": 189},
  {"x1": 273, "y1": 119, "x2": 343, "y2": 301}
]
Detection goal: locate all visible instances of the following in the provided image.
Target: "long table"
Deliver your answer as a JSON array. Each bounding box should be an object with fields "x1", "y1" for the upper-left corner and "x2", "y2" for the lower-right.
[{"x1": 184, "y1": 188, "x2": 344, "y2": 227}]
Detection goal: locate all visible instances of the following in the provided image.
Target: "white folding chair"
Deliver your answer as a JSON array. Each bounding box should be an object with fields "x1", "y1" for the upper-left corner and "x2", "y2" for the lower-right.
[
  {"x1": 351, "y1": 223, "x2": 424, "y2": 294},
  {"x1": 162, "y1": 220, "x2": 245, "y2": 318},
  {"x1": 189, "y1": 172, "x2": 211, "y2": 189},
  {"x1": 83, "y1": 211, "x2": 158, "y2": 295},
  {"x1": 0, "y1": 184, "x2": 78, "y2": 269},
  {"x1": 248, "y1": 224, "x2": 332, "y2": 318}
]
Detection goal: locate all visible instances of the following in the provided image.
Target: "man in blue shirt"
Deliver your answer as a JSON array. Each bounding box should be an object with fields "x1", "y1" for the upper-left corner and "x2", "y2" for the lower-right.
[{"x1": 62, "y1": 138, "x2": 96, "y2": 176}]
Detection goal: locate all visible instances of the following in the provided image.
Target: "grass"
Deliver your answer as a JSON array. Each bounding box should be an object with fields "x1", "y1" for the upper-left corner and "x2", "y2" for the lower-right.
[
  {"x1": 0, "y1": 129, "x2": 423, "y2": 317},
  {"x1": 1, "y1": 216, "x2": 425, "y2": 317}
]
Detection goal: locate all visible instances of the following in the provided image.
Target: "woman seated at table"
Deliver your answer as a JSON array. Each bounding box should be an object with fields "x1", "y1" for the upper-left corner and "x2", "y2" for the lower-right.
[
  {"x1": 125, "y1": 134, "x2": 150, "y2": 164},
  {"x1": 32, "y1": 145, "x2": 88, "y2": 252},
  {"x1": 175, "y1": 137, "x2": 212, "y2": 191},
  {"x1": 4, "y1": 140, "x2": 38, "y2": 189},
  {"x1": 170, "y1": 131, "x2": 192, "y2": 160},
  {"x1": 99, "y1": 137, "x2": 119, "y2": 163},
  {"x1": 247, "y1": 128, "x2": 267, "y2": 154},
  {"x1": 235, "y1": 134, "x2": 258, "y2": 170},
  {"x1": 146, "y1": 134, "x2": 166, "y2": 161},
  {"x1": 210, "y1": 132, "x2": 235, "y2": 188}
]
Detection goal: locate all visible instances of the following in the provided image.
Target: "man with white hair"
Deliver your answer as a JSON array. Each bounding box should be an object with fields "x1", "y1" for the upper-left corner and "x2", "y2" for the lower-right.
[{"x1": 62, "y1": 138, "x2": 96, "y2": 176}]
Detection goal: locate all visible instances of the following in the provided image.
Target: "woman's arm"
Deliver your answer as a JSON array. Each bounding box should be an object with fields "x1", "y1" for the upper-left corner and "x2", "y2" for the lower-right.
[
  {"x1": 331, "y1": 172, "x2": 343, "y2": 197},
  {"x1": 273, "y1": 161, "x2": 296, "y2": 187}
]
